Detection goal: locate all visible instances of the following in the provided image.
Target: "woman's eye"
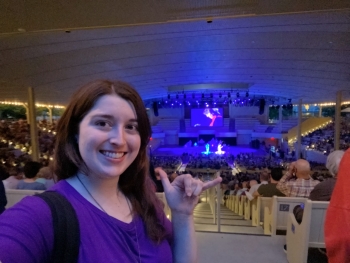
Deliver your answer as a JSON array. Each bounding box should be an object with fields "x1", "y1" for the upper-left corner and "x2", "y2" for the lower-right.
[
  {"x1": 96, "y1": 121, "x2": 111, "y2": 127},
  {"x1": 126, "y1": 124, "x2": 138, "y2": 130}
]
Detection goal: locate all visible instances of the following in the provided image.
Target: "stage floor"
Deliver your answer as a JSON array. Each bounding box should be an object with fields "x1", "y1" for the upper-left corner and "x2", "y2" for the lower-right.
[{"x1": 152, "y1": 145, "x2": 266, "y2": 157}]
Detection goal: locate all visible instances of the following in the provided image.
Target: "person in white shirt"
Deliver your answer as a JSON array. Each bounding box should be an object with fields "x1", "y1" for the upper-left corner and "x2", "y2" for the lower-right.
[
  {"x1": 236, "y1": 181, "x2": 248, "y2": 196},
  {"x1": 3, "y1": 168, "x2": 23, "y2": 190},
  {"x1": 249, "y1": 171, "x2": 269, "y2": 194}
]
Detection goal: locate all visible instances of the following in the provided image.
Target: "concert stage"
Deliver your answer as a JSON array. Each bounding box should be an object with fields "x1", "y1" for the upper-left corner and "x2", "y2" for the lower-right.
[{"x1": 152, "y1": 144, "x2": 266, "y2": 157}]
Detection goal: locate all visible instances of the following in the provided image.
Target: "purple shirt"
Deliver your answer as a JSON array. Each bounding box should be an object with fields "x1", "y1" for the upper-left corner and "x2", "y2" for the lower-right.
[{"x1": 0, "y1": 180, "x2": 173, "y2": 263}]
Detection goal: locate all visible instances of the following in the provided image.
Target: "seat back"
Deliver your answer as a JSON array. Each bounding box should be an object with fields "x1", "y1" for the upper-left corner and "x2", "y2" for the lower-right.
[
  {"x1": 234, "y1": 195, "x2": 239, "y2": 213},
  {"x1": 252, "y1": 197, "x2": 271, "y2": 226},
  {"x1": 307, "y1": 201, "x2": 328, "y2": 247},
  {"x1": 271, "y1": 196, "x2": 307, "y2": 235},
  {"x1": 238, "y1": 196, "x2": 245, "y2": 216},
  {"x1": 286, "y1": 200, "x2": 329, "y2": 263},
  {"x1": 244, "y1": 198, "x2": 251, "y2": 220},
  {"x1": 5, "y1": 189, "x2": 44, "y2": 208}
]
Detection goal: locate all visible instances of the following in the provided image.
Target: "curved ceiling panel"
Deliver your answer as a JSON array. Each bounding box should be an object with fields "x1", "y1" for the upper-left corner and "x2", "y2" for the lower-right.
[{"x1": 0, "y1": 8, "x2": 349, "y2": 105}]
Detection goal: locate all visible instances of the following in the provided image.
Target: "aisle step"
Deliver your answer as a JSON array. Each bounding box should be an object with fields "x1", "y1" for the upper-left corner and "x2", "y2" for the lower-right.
[
  {"x1": 194, "y1": 218, "x2": 253, "y2": 226},
  {"x1": 193, "y1": 202, "x2": 264, "y2": 235},
  {"x1": 194, "y1": 224, "x2": 265, "y2": 235}
]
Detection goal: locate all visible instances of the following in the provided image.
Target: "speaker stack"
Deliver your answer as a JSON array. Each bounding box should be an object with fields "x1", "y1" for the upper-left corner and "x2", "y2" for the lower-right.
[
  {"x1": 152, "y1": 102, "x2": 159, "y2": 116},
  {"x1": 259, "y1": 99, "x2": 265, "y2": 115}
]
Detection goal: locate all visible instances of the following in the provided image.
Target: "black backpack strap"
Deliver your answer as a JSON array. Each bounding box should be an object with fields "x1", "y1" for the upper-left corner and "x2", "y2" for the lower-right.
[{"x1": 36, "y1": 191, "x2": 80, "y2": 263}]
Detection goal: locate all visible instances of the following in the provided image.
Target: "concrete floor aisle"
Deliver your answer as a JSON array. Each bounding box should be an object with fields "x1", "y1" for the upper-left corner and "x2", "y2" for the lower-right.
[
  {"x1": 194, "y1": 202, "x2": 264, "y2": 235},
  {"x1": 196, "y1": 232, "x2": 288, "y2": 263}
]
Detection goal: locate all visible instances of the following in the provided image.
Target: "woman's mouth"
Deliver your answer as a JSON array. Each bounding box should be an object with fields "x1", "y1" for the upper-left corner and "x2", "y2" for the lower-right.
[{"x1": 100, "y1": 150, "x2": 125, "y2": 159}]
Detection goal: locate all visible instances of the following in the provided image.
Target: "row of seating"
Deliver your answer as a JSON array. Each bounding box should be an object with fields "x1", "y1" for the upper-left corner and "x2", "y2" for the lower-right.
[
  {"x1": 5, "y1": 189, "x2": 172, "y2": 220},
  {"x1": 225, "y1": 195, "x2": 329, "y2": 263}
]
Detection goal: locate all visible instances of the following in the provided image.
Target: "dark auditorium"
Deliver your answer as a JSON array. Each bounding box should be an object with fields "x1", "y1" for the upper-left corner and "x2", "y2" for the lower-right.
[{"x1": 0, "y1": 1, "x2": 350, "y2": 263}]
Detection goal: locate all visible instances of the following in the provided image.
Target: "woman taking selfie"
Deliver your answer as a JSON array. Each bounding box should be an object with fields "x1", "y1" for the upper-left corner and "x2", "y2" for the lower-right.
[{"x1": 0, "y1": 80, "x2": 221, "y2": 263}]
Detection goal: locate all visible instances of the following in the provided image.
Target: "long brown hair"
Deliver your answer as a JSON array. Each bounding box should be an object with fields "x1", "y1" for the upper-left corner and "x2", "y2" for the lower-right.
[{"x1": 54, "y1": 80, "x2": 167, "y2": 242}]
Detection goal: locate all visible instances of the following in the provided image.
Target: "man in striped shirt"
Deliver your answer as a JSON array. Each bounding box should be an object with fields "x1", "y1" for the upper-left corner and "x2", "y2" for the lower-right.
[{"x1": 277, "y1": 159, "x2": 319, "y2": 198}]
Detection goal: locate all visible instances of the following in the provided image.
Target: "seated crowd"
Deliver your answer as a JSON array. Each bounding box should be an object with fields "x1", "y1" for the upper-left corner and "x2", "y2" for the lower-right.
[
  {"x1": 301, "y1": 116, "x2": 350, "y2": 152},
  {"x1": 1, "y1": 116, "x2": 349, "y2": 262},
  {"x1": 0, "y1": 119, "x2": 56, "y2": 169},
  {"x1": 221, "y1": 154, "x2": 335, "y2": 200},
  {"x1": 1, "y1": 161, "x2": 54, "y2": 191}
]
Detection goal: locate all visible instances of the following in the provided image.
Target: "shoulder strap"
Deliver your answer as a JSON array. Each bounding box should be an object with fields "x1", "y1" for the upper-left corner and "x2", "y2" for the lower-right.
[{"x1": 36, "y1": 191, "x2": 80, "y2": 263}]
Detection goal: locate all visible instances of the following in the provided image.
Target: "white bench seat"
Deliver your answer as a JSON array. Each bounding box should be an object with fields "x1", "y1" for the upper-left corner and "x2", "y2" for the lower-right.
[
  {"x1": 286, "y1": 200, "x2": 329, "y2": 263},
  {"x1": 263, "y1": 196, "x2": 307, "y2": 236}
]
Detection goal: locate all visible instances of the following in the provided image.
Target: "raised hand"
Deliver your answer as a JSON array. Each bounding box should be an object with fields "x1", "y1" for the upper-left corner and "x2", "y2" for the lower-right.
[{"x1": 155, "y1": 167, "x2": 222, "y2": 215}]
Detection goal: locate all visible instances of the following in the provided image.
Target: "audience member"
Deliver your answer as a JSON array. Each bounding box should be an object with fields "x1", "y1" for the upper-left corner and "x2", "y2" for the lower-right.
[
  {"x1": 35, "y1": 166, "x2": 56, "y2": 190},
  {"x1": 254, "y1": 168, "x2": 285, "y2": 197},
  {"x1": 325, "y1": 148, "x2": 350, "y2": 263},
  {"x1": 293, "y1": 150, "x2": 344, "y2": 224},
  {"x1": 310, "y1": 150, "x2": 344, "y2": 201},
  {"x1": 149, "y1": 163, "x2": 164, "y2": 193},
  {"x1": 249, "y1": 180, "x2": 258, "y2": 188},
  {"x1": 248, "y1": 171, "x2": 269, "y2": 195},
  {"x1": 17, "y1": 161, "x2": 46, "y2": 190},
  {"x1": 277, "y1": 159, "x2": 319, "y2": 197},
  {"x1": 2, "y1": 167, "x2": 22, "y2": 189},
  {"x1": 169, "y1": 172, "x2": 178, "y2": 183},
  {"x1": 221, "y1": 180, "x2": 230, "y2": 195},
  {"x1": 220, "y1": 180, "x2": 230, "y2": 203},
  {"x1": 0, "y1": 166, "x2": 9, "y2": 214},
  {"x1": 236, "y1": 181, "x2": 248, "y2": 196},
  {"x1": 230, "y1": 183, "x2": 240, "y2": 195}
]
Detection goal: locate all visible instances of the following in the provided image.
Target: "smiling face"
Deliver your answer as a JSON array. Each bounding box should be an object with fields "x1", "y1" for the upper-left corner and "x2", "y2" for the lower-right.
[{"x1": 77, "y1": 94, "x2": 141, "y2": 180}]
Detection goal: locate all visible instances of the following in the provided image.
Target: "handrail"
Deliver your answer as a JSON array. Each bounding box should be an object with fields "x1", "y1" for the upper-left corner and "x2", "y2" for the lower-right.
[{"x1": 216, "y1": 184, "x2": 221, "y2": 232}]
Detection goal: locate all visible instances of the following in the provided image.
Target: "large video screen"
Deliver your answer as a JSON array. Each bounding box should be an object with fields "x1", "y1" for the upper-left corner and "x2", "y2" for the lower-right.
[{"x1": 191, "y1": 108, "x2": 223, "y2": 127}]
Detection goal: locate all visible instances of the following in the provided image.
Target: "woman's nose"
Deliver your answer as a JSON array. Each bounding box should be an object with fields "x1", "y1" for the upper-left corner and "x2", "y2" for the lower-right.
[{"x1": 109, "y1": 128, "x2": 126, "y2": 145}]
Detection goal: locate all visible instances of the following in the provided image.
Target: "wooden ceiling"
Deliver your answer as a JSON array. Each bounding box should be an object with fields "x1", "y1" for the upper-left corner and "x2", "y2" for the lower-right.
[{"x1": 0, "y1": 0, "x2": 349, "y2": 105}]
